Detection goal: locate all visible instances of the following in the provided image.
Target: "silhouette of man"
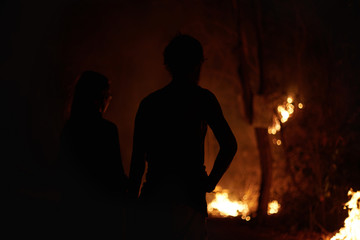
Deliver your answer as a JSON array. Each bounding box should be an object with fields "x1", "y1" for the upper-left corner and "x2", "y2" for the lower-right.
[{"x1": 128, "y1": 34, "x2": 237, "y2": 239}]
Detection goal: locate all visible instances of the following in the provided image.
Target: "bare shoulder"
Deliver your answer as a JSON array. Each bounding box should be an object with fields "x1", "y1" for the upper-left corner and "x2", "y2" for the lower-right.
[
  {"x1": 139, "y1": 86, "x2": 168, "y2": 106},
  {"x1": 196, "y1": 87, "x2": 220, "y2": 108},
  {"x1": 198, "y1": 87, "x2": 216, "y2": 100}
]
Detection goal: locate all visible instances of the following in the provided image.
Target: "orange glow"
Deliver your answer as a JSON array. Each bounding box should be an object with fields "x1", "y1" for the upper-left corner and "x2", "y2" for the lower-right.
[
  {"x1": 267, "y1": 200, "x2": 281, "y2": 215},
  {"x1": 268, "y1": 117, "x2": 281, "y2": 135},
  {"x1": 208, "y1": 187, "x2": 281, "y2": 219},
  {"x1": 208, "y1": 186, "x2": 250, "y2": 218},
  {"x1": 278, "y1": 105, "x2": 290, "y2": 123},
  {"x1": 298, "y1": 103, "x2": 304, "y2": 109},
  {"x1": 330, "y1": 189, "x2": 360, "y2": 240},
  {"x1": 268, "y1": 95, "x2": 297, "y2": 136}
]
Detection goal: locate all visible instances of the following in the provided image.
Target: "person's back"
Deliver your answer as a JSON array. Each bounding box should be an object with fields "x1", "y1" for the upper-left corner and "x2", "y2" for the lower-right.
[
  {"x1": 138, "y1": 82, "x2": 228, "y2": 212},
  {"x1": 58, "y1": 71, "x2": 127, "y2": 237},
  {"x1": 61, "y1": 113, "x2": 125, "y2": 203},
  {"x1": 129, "y1": 35, "x2": 237, "y2": 240}
]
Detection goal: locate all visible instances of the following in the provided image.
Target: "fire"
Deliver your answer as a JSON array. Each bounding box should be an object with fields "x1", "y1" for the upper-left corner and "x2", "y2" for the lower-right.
[
  {"x1": 207, "y1": 186, "x2": 250, "y2": 219},
  {"x1": 278, "y1": 105, "x2": 290, "y2": 123},
  {"x1": 268, "y1": 117, "x2": 281, "y2": 135},
  {"x1": 267, "y1": 200, "x2": 281, "y2": 215},
  {"x1": 207, "y1": 187, "x2": 281, "y2": 219},
  {"x1": 330, "y1": 189, "x2": 360, "y2": 240},
  {"x1": 268, "y1": 95, "x2": 303, "y2": 137}
]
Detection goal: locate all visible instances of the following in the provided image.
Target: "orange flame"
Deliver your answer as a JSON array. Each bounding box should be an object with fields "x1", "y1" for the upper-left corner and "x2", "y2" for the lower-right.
[
  {"x1": 267, "y1": 200, "x2": 281, "y2": 215},
  {"x1": 207, "y1": 186, "x2": 250, "y2": 219},
  {"x1": 330, "y1": 189, "x2": 360, "y2": 240},
  {"x1": 268, "y1": 96, "x2": 303, "y2": 136},
  {"x1": 207, "y1": 186, "x2": 281, "y2": 219}
]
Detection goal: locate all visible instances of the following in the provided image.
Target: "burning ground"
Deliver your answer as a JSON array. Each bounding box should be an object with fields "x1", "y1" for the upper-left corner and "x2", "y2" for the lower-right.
[{"x1": 207, "y1": 189, "x2": 360, "y2": 240}]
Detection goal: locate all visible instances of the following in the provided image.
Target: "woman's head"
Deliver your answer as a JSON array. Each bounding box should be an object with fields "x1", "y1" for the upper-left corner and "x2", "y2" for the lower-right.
[{"x1": 70, "y1": 71, "x2": 111, "y2": 118}]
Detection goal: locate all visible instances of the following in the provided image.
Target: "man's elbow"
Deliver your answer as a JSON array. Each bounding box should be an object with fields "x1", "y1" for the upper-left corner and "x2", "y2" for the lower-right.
[
  {"x1": 220, "y1": 135, "x2": 237, "y2": 158},
  {"x1": 229, "y1": 136, "x2": 237, "y2": 157}
]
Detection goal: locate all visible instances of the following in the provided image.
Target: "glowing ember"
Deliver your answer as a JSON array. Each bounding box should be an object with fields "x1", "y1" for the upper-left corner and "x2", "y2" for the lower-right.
[
  {"x1": 268, "y1": 96, "x2": 299, "y2": 137},
  {"x1": 267, "y1": 200, "x2": 281, "y2": 215},
  {"x1": 268, "y1": 117, "x2": 281, "y2": 135},
  {"x1": 330, "y1": 189, "x2": 360, "y2": 240},
  {"x1": 208, "y1": 187, "x2": 250, "y2": 219},
  {"x1": 278, "y1": 106, "x2": 289, "y2": 123}
]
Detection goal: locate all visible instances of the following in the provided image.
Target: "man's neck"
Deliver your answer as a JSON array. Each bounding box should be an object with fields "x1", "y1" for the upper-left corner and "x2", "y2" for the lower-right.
[{"x1": 172, "y1": 75, "x2": 199, "y2": 86}]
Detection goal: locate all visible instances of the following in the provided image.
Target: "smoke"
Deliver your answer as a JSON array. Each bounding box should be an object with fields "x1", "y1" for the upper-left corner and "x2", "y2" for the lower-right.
[
  {"x1": 2, "y1": 1, "x2": 262, "y2": 203},
  {"x1": 55, "y1": 0, "x2": 256, "y2": 184}
]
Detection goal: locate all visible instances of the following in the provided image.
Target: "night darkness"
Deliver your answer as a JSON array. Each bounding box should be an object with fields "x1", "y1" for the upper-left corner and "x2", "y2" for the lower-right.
[{"x1": 3, "y1": 0, "x2": 360, "y2": 239}]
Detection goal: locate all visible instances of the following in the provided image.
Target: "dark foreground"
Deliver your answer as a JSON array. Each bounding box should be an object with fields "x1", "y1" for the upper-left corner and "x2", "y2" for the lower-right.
[
  {"x1": 207, "y1": 218, "x2": 328, "y2": 240},
  {"x1": 6, "y1": 188, "x2": 332, "y2": 240}
]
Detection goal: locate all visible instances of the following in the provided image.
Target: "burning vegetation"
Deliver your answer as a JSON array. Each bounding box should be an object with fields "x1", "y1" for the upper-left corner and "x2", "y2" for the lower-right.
[
  {"x1": 207, "y1": 96, "x2": 297, "y2": 220},
  {"x1": 267, "y1": 200, "x2": 280, "y2": 215},
  {"x1": 268, "y1": 96, "x2": 303, "y2": 137},
  {"x1": 329, "y1": 189, "x2": 360, "y2": 240},
  {"x1": 207, "y1": 88, "x2": 359, "y2": 240},
  {"x1": 207, "y1": 186, "x2": 281, "y2": 219},
  {"x1": 207, "y1": 186, "x2": 251, "y2": 219}
]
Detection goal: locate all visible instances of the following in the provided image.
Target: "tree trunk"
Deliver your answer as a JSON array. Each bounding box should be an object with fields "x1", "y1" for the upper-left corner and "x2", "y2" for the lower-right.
[
  {"x1": 235, "y1": 0, "x2": 273, "y2": 223},
  {"x1": 254, "y1": 128, "x2": 273, "y2": 223}
]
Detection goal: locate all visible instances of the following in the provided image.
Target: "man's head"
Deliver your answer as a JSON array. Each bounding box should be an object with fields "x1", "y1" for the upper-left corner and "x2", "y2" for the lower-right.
[{"x1": 163, "y1": 34, "x2": 204, "y2": 84}]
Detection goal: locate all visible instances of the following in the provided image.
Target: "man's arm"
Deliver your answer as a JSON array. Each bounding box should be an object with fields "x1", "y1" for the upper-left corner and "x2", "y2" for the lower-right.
[
  {"x1": 205, "y1": 91, "x2": 237, "y2": 192},
  {"x1": 128, "y1": 101, "x2": 147, "y2": 199}
]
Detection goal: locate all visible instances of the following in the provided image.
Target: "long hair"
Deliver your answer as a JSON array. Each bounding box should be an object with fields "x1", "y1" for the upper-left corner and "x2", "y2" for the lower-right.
[{"x1": 70, "y1": 71, "x2": 109, "y2": 118}]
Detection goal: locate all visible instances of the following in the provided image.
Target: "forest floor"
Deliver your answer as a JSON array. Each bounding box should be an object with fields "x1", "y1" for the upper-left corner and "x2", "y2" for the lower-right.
[{"x1": 207, "y1": 218, "x2": 332, "y2": 240}]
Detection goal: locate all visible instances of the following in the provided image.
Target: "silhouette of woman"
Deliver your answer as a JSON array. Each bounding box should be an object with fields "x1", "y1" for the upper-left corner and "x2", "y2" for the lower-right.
[{"x1": 59, "y1": 70, "x2": 127, "y2": 236}]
